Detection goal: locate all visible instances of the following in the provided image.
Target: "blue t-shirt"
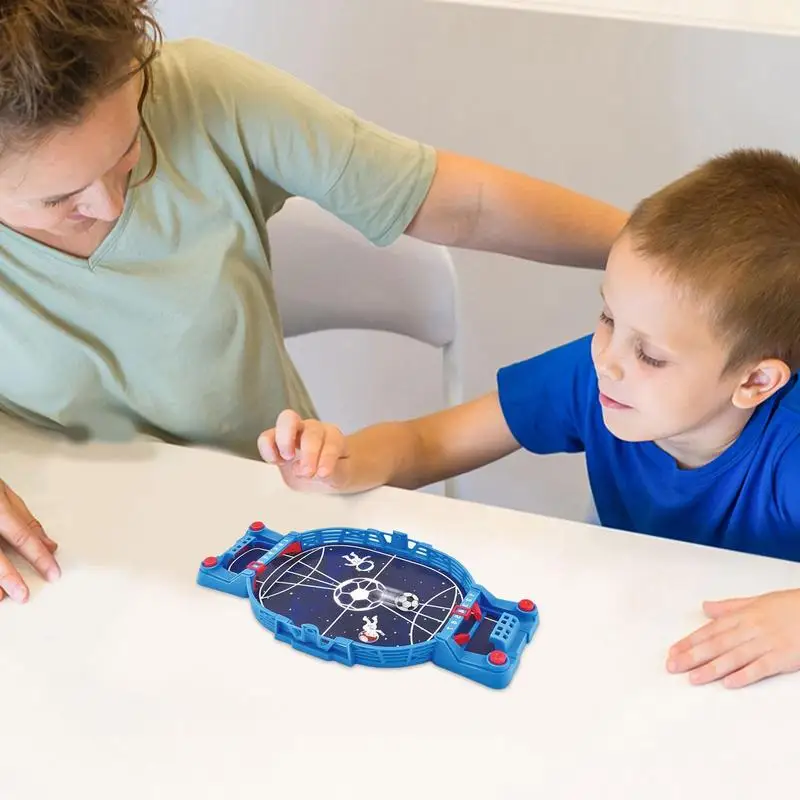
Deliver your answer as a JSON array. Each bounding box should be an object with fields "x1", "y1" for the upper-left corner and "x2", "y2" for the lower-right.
[{"x1": 497, "y1": 335, "x2": 800, "y2": 561}]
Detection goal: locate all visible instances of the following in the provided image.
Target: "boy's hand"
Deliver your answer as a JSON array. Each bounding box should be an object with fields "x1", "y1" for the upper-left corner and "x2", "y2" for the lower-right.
[
  {"x1": 0, "y1": 479, "x2": 60, "y2": 604},
  {"x1": 667, "y1": 589, "x2": 800, "y2": 688},
  {"x1": 258, "y1": 410, "x2": 351, "y2": 492}
]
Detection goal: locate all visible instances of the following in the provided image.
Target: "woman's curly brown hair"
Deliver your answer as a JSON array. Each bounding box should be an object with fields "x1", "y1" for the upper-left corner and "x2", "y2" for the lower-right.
[{"x1": 0, "y1": 0, "x2": 162, "y2": 180}]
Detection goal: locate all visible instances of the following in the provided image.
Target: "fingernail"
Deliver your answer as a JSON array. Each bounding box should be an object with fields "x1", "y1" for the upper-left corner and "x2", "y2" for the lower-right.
[
  {"x1": 667, "y1": 659, "x2": 676, "y2": 672},
  {"x1": 10, "y1": 585, "x2": 27, "y2": 603},
  {"x1": 46, "y1": 565, "x2": 61, "y2": 581}
]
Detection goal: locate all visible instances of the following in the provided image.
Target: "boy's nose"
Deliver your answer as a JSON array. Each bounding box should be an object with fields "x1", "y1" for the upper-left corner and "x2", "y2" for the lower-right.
[{"x1": 595, "y1": 356, "x2": 623, "y2": 382}]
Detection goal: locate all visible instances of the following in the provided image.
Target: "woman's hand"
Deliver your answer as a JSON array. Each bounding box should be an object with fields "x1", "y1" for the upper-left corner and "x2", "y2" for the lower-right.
[{"x1": 0, "y1": 479, "x2": 59, "y2": 603}]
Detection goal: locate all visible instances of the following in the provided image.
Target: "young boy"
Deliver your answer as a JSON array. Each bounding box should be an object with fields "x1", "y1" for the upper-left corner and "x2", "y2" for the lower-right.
[{"x1": 258, "y1": 148, "x2": 800, "y2": 689}]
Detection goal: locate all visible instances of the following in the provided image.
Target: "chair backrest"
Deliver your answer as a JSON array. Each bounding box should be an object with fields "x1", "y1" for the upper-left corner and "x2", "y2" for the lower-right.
[{"x1": 267, "y1": 198, "x2": 459, "y2": 347}]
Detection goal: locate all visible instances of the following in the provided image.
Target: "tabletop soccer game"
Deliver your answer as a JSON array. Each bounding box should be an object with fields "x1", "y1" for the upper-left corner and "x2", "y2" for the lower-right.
[{"x1": 198, "y1": 521, "x2": 539, "y2": 689}]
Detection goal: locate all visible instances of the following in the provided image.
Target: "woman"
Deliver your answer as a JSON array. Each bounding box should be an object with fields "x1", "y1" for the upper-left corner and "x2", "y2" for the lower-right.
[{"x1": 0, "y1": 0, "x2": 626, "y2": 602}]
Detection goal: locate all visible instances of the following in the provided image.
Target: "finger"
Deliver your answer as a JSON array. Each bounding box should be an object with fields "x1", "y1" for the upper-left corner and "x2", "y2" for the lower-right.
[
  {"x1": 316, "y1": 428, "x2": 348, "y2": 480},
  {"x1": 0, "y1": 490, "x2": 60, "y2": 583},
  {"x1": 0, "y1": 549, "x2": 28, "y2": 603},
  {"x1": 668, "y1": 624, "x2": 757, "y2": 674},
  {"x1": 703, "y1": 596, "x2": 756, "y2": 618},
  {"x1": 274, "y1": 409, "x2": 303, "y2": 461},
  {"x1": 687, "y1": 639, "x2": 771, "y2": 686},
  {"x1": 295, "y1": 421, "x2": 327, "y2": 477},
  {"x1": 669, "y1": 612, "x2": 742, "y2": 656},
  {"x1": 723, "y1": 653, "x2": 781, "y2": 689},
  {"x1": 6, "y1": 486, "x2": 57, "y2": 551},
  {"x1": 0, "y1": 586, "x2": 5, "y2": 602},
  {"x1": 257, "y1": 429, "x2": 284, "y2": 464}
]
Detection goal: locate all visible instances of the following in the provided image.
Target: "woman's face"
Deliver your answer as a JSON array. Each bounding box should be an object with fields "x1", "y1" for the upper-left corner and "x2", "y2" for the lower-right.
[{"x1": 0, "y1": 72, "x2": 143, "y2": 239}]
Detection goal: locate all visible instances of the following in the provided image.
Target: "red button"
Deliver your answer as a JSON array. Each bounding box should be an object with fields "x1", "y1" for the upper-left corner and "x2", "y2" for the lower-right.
[
  {"x1": 488, "y1": 650, "x2": 508, "y2": 666},
  {"x1": 202, "y1": 556, "x2": 218, "y2": 568},
  {"x1": 250, "y1": 521, "x2": 266, "y2": 531},
  {"x1": 518, "y1": 599, "x2": 536, "y2": 613}
]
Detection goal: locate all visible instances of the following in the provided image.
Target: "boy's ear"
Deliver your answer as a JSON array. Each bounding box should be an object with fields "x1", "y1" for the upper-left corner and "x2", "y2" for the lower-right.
[{"x1": 732, "y1": 359, "x2": 792, "y2": 410}]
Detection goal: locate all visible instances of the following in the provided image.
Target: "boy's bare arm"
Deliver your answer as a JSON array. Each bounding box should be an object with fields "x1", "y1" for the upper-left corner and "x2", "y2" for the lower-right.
[
  {"x1": 259, "y1": 392, "x2": 520, "y2": 494},
  {"x1": 368, "y1": 392, "x2": 520, "y2": 490}
]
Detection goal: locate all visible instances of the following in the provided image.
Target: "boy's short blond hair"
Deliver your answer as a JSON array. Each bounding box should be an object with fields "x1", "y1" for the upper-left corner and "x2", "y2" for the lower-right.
[{"x1": 626, "y1": 148, "x2": 800, "y2": 372}]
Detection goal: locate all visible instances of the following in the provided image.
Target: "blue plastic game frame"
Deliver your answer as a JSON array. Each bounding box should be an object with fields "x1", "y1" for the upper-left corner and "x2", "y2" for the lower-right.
[{"x1": 197, "y1": 521, "x2": 539, "y2": 689}]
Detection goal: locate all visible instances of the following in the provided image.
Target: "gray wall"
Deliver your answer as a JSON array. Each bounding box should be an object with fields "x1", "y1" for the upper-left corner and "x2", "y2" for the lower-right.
[{"x1": 155, "y1": 0, "x2": 800, "y2": 520}]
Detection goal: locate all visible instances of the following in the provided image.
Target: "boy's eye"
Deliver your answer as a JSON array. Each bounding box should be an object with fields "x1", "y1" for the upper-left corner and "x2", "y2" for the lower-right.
[
  {"x1": 636, "y1": 344, "x2": 666, "y2": 368},
  {"x1": 599, "y1": 310, "x2": 666, "y2": 367},
  {"x1": 43, "y1": 197, "x2": 67, "y2": 208}
]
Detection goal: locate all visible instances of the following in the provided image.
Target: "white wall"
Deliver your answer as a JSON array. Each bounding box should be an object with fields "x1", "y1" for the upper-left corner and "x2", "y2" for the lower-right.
[
  {"x1": 154, "y1": 0, "x2": 800, "y2": 521},
  {"x1": 431, "y1": 0, "x2": 800, "y2": 37}
]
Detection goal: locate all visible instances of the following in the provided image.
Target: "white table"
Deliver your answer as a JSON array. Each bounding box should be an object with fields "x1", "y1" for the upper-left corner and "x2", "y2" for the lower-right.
[{"x1": 2, "y1": 420, "x2": 800, "y2": 799}]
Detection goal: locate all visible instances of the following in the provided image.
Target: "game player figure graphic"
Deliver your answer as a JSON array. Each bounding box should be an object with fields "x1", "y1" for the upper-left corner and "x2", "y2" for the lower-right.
[
  {"x1": 343, "y1": 552, "x2": 375, "y2": 573},
  {"x1": 358, "y1": 615, "x2": 385, "y2": 644}
]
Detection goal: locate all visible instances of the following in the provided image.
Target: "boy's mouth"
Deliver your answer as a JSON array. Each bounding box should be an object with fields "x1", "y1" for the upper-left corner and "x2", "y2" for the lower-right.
[{"x1": 598, "y1": 391, "x2": 632, "y2": 410}]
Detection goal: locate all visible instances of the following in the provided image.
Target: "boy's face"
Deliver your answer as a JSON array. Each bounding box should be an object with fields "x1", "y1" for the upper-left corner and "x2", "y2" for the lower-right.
[{"x1": 591, "y1": 234, "x2": 757, "y2": 452}]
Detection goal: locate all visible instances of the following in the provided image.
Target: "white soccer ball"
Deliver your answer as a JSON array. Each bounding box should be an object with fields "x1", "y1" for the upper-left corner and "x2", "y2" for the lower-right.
[
  {"x1": 395, "y1": 592, "x2": 419, "y2": 612},
  {"x1": 333, "y1": 578, "x2": 385, "y2": 612}
]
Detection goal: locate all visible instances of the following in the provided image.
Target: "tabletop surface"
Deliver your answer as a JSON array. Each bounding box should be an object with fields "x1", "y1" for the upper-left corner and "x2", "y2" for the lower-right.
[
  {"x1": 429, "y1": 0, "x2": 800, "y2": 37},
  {"x1": 1, "y1": 418, "x2": 799, "y2": 799}
]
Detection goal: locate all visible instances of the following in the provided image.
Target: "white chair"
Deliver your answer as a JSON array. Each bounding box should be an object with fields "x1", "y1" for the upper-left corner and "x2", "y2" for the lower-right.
[{"x1": 267, "y1": 197, "x2": 463, "y2": 498}]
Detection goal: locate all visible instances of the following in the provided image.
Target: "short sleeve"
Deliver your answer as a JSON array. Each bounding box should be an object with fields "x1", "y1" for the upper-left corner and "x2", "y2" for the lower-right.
[
  {"x1": 496, "y1": 335, "x2": 595, "y2": 454},
  {"x1": 167, "y1": 39, "x2": 436, "y2": 246},
  {"x1": 774, "y1": 435, "x2": 800, "y2": 525}
]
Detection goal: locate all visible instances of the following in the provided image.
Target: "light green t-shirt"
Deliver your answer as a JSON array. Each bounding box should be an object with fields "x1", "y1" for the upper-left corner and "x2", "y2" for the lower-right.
[{"x1": 0, "y1": 38, "x2": 436, "y2": 458}]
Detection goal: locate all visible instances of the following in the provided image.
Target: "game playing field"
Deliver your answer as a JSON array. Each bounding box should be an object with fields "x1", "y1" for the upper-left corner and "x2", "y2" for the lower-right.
[{"x1": 229, "y1": 543, "x2": 466, "y2": 647}]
